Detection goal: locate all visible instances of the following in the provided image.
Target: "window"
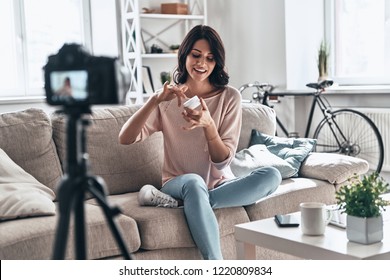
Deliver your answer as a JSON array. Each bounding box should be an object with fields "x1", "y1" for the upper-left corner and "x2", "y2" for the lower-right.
[
  {"x1": 0, "y1": 0, "x2": 91, "y2": 98},
  {"x1": 326, "y1": 0, "x2": 390, "y2": 85}
]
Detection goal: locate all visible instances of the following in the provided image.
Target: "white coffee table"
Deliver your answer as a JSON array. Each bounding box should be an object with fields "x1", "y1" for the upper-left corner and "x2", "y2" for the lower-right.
[{"x1": 235, "y1": 207, "x2": 390, "y2": 260}]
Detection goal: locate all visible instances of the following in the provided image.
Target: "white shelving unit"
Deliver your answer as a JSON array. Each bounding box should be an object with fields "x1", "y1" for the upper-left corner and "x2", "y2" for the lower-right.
[{"x1": 119, "y1": 0, "x2": 207, "y2": 104}]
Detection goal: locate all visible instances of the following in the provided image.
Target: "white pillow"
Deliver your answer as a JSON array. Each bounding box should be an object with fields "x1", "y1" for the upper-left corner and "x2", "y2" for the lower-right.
[
  {"x1": 0, "y1": 148, "x2": 56, "y2": 221},
  {"x1": 231, "y1": 144, "x2": 296, "y2": 179},
  {"x1": 299, "y1": 152, "x2": 369, "y2": 184}
]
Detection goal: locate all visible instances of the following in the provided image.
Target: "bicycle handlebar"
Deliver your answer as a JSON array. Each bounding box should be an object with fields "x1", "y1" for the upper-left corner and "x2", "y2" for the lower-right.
[
  {"x1": 238, "y1": 82, "x2": 274, "y2": 93},
  {"x1": 239, "y1": 80, "x2": 334, "y2": 97}
]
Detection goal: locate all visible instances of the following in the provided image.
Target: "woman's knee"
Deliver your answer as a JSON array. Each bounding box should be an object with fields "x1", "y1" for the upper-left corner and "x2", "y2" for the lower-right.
[
  {"x1": 181, "y1": 173, "x2": 209, "y2": 198},
  {"x1": 266, "y1": 166, "x2": 282, "y2": 181},
  {"x1": 252, "y1": 166, "x2": 282, "y2": 192}
]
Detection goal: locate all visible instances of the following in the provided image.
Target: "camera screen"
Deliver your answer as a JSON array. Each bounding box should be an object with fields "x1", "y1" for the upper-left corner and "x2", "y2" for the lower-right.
[{"x1": 50, "y1": 70, "x2": 88, "y2": 101}]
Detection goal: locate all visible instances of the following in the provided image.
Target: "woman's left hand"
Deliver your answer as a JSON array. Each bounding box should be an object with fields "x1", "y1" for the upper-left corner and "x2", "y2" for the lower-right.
[{"x1": 182, "y1": 98, "x2": 213, "y2": 130}]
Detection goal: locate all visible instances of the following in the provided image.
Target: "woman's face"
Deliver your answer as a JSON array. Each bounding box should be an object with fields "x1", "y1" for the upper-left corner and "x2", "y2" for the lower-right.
[{"x1": 185, "y1": 39, "x2": 216, "y2": 83}]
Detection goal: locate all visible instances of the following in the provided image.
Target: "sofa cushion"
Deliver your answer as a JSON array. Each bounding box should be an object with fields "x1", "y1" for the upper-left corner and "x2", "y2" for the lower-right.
[
  {"x1": 95, "y1": 193, "x2": 250, "y2": 250},
  {"x1": 250, "y1": 130, "x2": 316, "y2": 177},
  {"x1": 0, "y1": 108, "x2": 63, "y2": 194},
  {"x1": 245, "y1": 178, "x2": 336, "y2": 221},
  {"x1": 0, "y1": 203, "x2": 141, "y2": 259},
  {"x1": 0, "y1": 148, "x2": 56, "y2": 221},
  {"x1": 231, "y1": 144, "x2": 296, "y2": 179},
  {"x1": 238, "y1": 103, "x2": 276, "y2": 151},
  {"x1": 299, "y1": 152, "x2": 369, "y2": 184},
  {"x1": 51, "y1": 106, "x2": 164, "y2": 195}
]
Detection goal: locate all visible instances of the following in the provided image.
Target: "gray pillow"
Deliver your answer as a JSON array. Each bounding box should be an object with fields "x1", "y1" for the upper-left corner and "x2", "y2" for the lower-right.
[
  {"x1": 0, "y1": 148, "x2": 56, "y2": 221},
  {"x1": 250, "y1": 130, "x2": 316, "y2": 177},
  {"x1": 231, "y1": 144, "x2": 296, "y2": 179}
]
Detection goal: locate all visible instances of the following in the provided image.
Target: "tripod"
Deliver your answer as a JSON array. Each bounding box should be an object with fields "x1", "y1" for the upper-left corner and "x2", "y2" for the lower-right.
[{"x1": 52, "y1": 106, "x2": 131, "y2": 260}]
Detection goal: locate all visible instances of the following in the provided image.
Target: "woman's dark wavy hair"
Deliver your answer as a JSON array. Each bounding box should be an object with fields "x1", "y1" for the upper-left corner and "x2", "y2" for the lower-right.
[{"x1": 173, "y1": 25, "x2": 229, "y2": 88}]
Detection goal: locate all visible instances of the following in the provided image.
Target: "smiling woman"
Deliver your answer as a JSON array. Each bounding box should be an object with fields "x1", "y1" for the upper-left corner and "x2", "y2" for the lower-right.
[
  {"x1": 0, "y1": 0, "x2": 91, "y2": 98},
  {"x1": 118, "y1": 25, "x2": 282, "y2": 260}
]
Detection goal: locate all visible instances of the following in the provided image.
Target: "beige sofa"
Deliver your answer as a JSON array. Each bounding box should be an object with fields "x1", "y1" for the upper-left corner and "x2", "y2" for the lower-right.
[{"x1": 0, "y1": 103, "x2": 369, "y2": 260}]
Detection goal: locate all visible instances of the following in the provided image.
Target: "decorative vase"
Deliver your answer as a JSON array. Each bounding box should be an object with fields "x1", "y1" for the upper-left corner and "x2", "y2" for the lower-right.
[{"x1": 346, "y1": 215, "x2": 383, "y2": 244}]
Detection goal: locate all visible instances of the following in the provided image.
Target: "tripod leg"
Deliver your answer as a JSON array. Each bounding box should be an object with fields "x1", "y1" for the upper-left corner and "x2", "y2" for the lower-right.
[
  {"x1": 52, "y1": 178, "x2": 75, "y2": 259},
  {"x1": 74, "y1": 188, "x2": 87, "y2": 259},
  {"x1": 87, "y1": 176, "x2": 132, "y2": 260}
]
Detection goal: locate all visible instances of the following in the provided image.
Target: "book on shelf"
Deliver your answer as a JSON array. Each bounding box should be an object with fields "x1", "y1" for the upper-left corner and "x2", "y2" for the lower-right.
[{"x1": 142, "y1": 66, "x2": 154, "y2": 94}]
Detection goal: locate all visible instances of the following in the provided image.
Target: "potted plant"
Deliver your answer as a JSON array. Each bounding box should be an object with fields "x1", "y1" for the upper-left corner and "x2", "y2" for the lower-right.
[
  {"x1": 335, "y1": 172, "x2": 389, "y2": 244},
  {"x1": 160, "y1": 71, "x2": 171, "y2": 85},
  {"x1": 169, "y1": 44, "x2": 180, "y2": 53},
  {"x1": 317, "y1": 40, "x2": 329, "y2": 81}
]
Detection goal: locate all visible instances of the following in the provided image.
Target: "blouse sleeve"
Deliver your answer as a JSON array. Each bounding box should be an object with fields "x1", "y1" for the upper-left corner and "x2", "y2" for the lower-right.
[
  {"x1": 134, "y1": 105, "x2": 162, "y2": 143},
  {"x1": 211, "y1": 86, "x2": 242, "y2": 170}
]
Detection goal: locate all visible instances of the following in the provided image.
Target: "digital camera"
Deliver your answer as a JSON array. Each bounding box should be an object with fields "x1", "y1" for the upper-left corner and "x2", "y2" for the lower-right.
[{"x1": 44, "y1": 43, "x2": 129, "y2": 106}]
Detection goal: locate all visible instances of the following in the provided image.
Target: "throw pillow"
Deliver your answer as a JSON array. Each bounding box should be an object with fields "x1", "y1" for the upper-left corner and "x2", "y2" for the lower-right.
[
  {"x1": 250, "y1": 130, "x2": 316, "y2": 177},
  {"x1": 299, "y1": 152, "x2": 369, "y2": 184},
  {"x1": 0, "y1": 148, "x2": 56, "y2": 221},
  {"x1": 231, "y1": 144, "x2": 296, "y2": 179}
]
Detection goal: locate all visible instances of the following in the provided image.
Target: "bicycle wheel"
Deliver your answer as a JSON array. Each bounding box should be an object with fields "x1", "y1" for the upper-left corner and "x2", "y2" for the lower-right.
[{"x1": 313, "y1": 109, "x2": 384, "y2": 173}]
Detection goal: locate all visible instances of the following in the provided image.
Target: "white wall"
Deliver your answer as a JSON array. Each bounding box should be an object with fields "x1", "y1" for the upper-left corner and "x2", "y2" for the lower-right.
[
  {"x1": 283, "y1": 0, "x2": 324, "y2": 135},
  {"x1": 208, "y1": 0, "x2": 287, "y2": 90},
  {"x1": 284, "y1": 0, "x2": 324, "y2": 90},
  {"x1": 90, "y1": 0, "x2": 119, "y2": 57},
  {"x1": 207, "y1": 0, "x2": 323, "y2": 135}
]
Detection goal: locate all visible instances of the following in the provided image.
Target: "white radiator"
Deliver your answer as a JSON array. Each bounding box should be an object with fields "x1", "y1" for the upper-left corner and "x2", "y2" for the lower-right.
[{"x1": 358, "y1": 108, "x2": 390, "y2": 172}]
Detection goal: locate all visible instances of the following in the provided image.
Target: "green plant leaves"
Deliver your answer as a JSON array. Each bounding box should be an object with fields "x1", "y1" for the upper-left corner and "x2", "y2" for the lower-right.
[{"x1": 336, "y1": 172, "x2": 389, "y2": 218}]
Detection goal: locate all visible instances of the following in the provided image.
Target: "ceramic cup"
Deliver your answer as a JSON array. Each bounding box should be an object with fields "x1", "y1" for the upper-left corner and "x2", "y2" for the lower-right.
[{"x1": 300, "y1": 202, "x2": 332, "y2": 235}]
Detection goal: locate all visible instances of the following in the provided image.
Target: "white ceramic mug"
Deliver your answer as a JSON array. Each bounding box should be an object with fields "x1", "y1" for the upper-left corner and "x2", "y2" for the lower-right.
[{"x1": 300, "y1": 202, "x2": 332, "y2": 235}]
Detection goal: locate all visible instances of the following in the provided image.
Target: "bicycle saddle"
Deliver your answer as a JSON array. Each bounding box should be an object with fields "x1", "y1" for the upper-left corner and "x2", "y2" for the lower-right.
[{"x1": 306, "y1": 79, "x2": 333, "y2": 90}]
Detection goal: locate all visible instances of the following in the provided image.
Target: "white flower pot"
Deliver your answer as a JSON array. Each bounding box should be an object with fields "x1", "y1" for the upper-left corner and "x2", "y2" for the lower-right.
[{"x1": 346, "y1": 215, "x2": 383, "y2": 245}]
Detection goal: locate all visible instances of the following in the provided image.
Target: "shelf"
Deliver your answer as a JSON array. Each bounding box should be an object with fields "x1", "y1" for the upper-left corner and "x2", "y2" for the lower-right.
[
  {"x1": 142, "y1": 53, "x2": 177, "y2": 58},
  {"x1": 128, "y1": 91, "x2": 152, "y2": 104},
  {"x1": 140, "y1": 13, "x2": 205, "y2": 20},
  {"x1": 124, "y1": 53, "x2": 177, "y2": 58},
  {"x1": 128, "y1": 91, "x2": 151, "y2": 98},
  {"x1": 124, "y1": 12, "x2": 136, "y2": 19},
  {"x1": 121, "y1": 0, "x2": 207, "y2": 104}
]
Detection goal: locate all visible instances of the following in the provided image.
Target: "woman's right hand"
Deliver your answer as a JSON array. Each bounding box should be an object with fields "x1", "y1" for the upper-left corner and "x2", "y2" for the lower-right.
[
  {"x1": 119, "y1": 82, "x2": 188, "y2": 145},
  {"x1": 156, "y1": 82, "x2": 188, "y2": 107}
]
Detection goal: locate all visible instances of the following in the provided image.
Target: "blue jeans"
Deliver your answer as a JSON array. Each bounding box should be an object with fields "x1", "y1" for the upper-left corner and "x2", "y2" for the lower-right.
[{"x1": 161, "y1": 166, "x2": 282, "y2": 260}]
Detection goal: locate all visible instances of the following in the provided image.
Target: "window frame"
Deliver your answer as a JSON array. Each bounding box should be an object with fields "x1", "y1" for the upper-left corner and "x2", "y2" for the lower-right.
[
  {"x1": 325, "y1": 0, "x2": 390, "y2": 86},
  {"x1": 0, "y1": 0, "x2": 92, "y2": 99}
]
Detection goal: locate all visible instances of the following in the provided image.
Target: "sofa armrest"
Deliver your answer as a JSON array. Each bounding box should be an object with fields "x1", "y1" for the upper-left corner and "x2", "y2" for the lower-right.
[{"x1": 299, "y1": 153, "x2": 369, "y2": 184}]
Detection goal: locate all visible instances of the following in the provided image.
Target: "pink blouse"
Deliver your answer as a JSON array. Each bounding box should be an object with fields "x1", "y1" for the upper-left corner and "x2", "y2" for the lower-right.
[{"x1": 135, "y1": 85, "x2": 242, "y2": 189}]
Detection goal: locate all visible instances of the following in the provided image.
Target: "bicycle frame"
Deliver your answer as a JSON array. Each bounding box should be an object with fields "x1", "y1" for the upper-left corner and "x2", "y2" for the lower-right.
[{"x1": 261, "y1": 90, "x2": 331, "y2": 138}]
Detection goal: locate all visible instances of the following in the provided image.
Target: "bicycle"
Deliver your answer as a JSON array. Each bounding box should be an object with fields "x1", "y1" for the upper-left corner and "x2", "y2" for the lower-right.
[{"x1": 238, "y1": 80, "x2": 384, "y2": 173}]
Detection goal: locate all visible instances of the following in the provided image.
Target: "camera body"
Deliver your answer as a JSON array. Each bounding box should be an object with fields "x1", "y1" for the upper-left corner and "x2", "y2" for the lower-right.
[{"x1": 44, "y1": 43, "x2": 129, "y2": 106}]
